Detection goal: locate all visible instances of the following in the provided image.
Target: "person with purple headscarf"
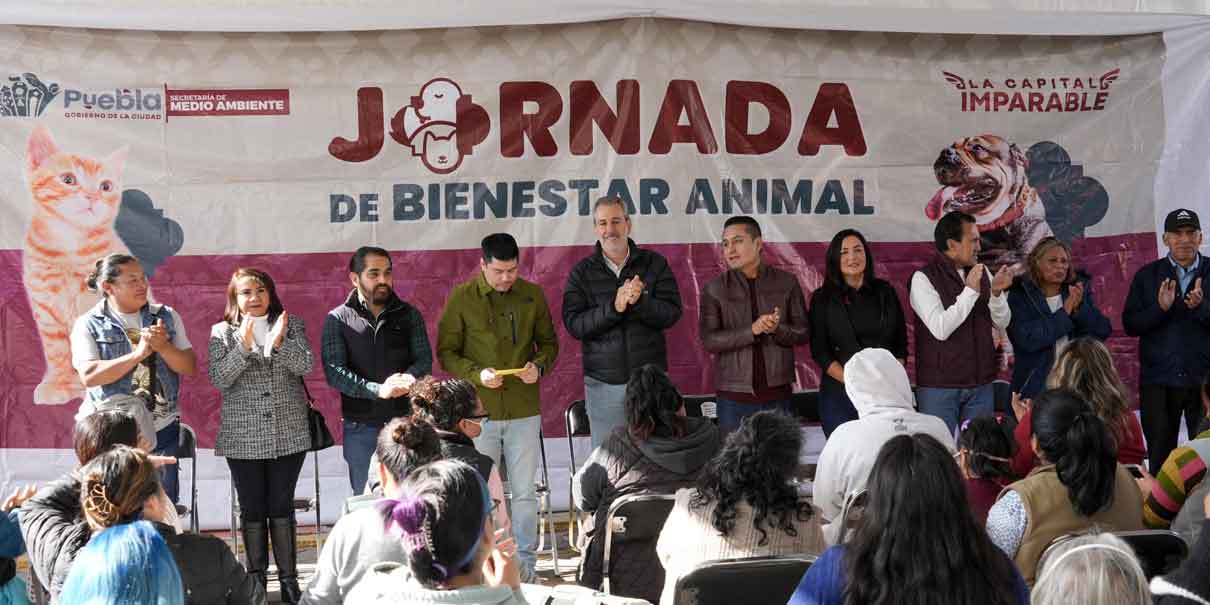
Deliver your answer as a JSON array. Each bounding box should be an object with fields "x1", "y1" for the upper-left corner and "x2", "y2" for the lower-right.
[{"x1": 345, "y1": 460, "x2": 524, "y2": 604}]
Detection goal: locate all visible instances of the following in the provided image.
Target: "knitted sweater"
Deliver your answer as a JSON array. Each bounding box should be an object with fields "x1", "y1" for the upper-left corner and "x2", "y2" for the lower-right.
[
  {"x1": 655, "y1": 487, "x2": 825, "y2": 605},
  {"x1": 1145, "y1": 430, "x2": 1210, "y2": 532}
]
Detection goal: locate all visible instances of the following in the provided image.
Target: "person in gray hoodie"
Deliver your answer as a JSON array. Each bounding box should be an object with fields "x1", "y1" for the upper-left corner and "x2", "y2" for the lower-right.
[
  {"x1": 572, "y1": 365, "x2": 721, "y2": 603},
  {"x1": 812, "y1": 347, "x2": 955, "y2": 543}
]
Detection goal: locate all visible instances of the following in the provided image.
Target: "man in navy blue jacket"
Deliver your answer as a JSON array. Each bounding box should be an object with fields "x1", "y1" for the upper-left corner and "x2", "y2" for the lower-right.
[{"x1": 1123, "y1": 208, "x2": 1210, "y2": 473}]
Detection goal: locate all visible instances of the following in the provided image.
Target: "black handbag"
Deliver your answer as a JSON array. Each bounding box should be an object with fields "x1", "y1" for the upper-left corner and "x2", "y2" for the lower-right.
[{"x1": 301, "y1": 379, "x2": 335, "y2": 451}]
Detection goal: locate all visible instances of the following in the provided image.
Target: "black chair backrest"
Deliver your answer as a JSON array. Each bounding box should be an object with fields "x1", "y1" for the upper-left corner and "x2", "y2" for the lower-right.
[
  {"x1": 178, "y1": 424, "x2": 196, "y2": 459},
  {"x1": 682, "y1": 394, "x2": 713, "y2": 419},
  {"x1": 674, "y1": 555, "x2": 815, "y2": 605},
  {"x1": 1114, "y1": 530, "x2": 1189, "y2": 578},
  {"x1": 607, "y1": 494, "x2": 677, "y2": 546},
  {"x1": 790, "y1": 390, "x2": 820, "y2": 423},
  {"x1": 566, "y1": 399, "x2": 590, "y2": 437}
]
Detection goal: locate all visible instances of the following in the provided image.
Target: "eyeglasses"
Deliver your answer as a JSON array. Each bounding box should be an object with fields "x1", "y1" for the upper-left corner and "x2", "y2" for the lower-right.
[{"x1": 465, "y1": 414, "x2": 489, "y2": 426}]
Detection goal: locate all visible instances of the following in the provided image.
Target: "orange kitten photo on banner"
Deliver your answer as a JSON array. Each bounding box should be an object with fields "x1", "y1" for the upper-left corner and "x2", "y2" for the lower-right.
[{"x1": 23, "y1": 124, "x2": 129, "y2": 404}]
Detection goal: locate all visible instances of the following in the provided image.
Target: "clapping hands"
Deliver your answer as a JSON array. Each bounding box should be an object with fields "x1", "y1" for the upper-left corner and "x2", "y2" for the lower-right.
[
  {"x1": 752, "y1": 306, "x2": 781, "y2": 336},
  {"x1": 614, "y1": 276, "x2": 644, "y2": 313}
]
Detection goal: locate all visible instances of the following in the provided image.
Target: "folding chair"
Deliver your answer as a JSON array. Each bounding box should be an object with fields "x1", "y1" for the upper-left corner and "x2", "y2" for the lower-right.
[
  {"x1": 536, "y1": 428, "x2": 559, "y2": 573},
  {"x1": 564, "y1": 399, "x2": 590, "y2": 551},
  {"x1": 1114, "y1": 529, "x2": 1189, "y2": 578},
  {"x1": 177, "y1": 423, "x2": 199, "y2": 533},
  {"x1": 835, "y1": 487, "x2": 868, "y2": 544},
  {"x1": 673, "y1": 555, "x2": 816, "y2": 605},
  {"x1": 601, "y1": 493, "x2": 677, "y2": 595},
  {"x1": 499, "y1": 428, "x2": 561, "y2": 574},
  {"x1": 682, "y1": 395, "x2": 717, "y2": 422},
  {"x1": 790, "y1": 390, "x2": 820, "y2": 424},
  {"x1": 231, "y1": 449, "x2": 323, "y2": 556}
]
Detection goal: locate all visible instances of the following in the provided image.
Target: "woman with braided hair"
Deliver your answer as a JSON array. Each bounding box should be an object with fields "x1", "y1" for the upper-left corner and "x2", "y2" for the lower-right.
[
  {"x1": 346, "y1": 459, "x2": 524, "y2": 605},
  {"x1": 62, "y1": 445, "x2": 265, "y2": 604}
]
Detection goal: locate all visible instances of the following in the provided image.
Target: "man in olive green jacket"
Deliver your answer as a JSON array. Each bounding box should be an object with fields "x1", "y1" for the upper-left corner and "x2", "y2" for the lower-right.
[{"x1": 436, "y1": 233, "x2": 559, "y2": 581}]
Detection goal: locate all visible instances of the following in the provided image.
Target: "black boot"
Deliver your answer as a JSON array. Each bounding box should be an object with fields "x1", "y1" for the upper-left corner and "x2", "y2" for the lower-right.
[
  {"x1": 241, "y1": 519, "x2": 269, "y2": 591},
  {"x1": 269, "y1": 516, "x2": 301, "y2": 604}
]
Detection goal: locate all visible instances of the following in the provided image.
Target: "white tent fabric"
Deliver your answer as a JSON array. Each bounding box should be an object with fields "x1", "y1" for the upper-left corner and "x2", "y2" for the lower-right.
[{"x1": 2, "y1": 0, "x2": 1210, "y2": 33}]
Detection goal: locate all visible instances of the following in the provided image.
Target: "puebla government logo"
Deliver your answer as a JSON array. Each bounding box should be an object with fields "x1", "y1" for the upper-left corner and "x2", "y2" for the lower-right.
[{"x1": 1, "y1": 73, "x2": 61, "y2": 117}]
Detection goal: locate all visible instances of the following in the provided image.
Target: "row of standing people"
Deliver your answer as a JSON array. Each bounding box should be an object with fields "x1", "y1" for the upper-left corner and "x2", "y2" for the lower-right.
[{"x1": 62, "y1": 194, "x2": 1210, "y2": 596}]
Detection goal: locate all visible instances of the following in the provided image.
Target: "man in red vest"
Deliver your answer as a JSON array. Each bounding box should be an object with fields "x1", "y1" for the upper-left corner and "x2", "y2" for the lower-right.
[{"x1": 910, "y1": 211, "x2": 1013, "y2": 433}]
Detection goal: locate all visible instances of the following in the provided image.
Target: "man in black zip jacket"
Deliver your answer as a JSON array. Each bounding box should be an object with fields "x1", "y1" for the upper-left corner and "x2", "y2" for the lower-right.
[
  {"x1": 563, "y1": 197, "x2": 683, "y2": 449},
  {"x1": 321, "y1": 246, "x2": 433, "y2": 492},
  {"x1": 1124, "y1": 208, "x2": 1210, "y2": 474}
]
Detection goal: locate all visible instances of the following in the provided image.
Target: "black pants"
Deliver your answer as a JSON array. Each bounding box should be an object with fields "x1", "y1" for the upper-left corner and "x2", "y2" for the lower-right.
[
  {"x1": 227, "y1": 451, "x2": 307, "y2": 522},
  {"x1": 1140, "y1": 385, "x2": 1204, "y2": 474}
]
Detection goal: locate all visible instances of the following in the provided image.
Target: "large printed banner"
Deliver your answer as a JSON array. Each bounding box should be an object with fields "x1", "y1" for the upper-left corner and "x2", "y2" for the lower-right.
[{"x1": 0, "y1": 20, "x2": 1168, "y2": 456}]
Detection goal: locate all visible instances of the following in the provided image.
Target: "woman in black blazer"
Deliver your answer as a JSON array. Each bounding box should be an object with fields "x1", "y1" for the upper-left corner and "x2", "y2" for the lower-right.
[{"x1": 808, "y1": 229, "x2": 908, "y2": 437}]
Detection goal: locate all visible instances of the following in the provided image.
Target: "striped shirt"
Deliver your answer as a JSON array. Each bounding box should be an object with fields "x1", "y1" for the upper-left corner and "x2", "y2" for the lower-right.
[{"x1": 1144, "y1": 430, "x2": 1210, "y2": 528}]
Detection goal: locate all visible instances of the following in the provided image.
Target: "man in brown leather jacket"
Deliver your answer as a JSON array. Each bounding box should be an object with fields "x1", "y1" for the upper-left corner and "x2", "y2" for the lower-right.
[{"x1": 699, "y1": 216, "x2": 810, "y2": 434}]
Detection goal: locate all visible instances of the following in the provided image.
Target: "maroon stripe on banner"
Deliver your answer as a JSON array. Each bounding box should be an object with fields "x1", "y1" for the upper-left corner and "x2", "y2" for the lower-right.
[{"x1": 0, "y1": 233, "x2": 1157, "y2": 448}]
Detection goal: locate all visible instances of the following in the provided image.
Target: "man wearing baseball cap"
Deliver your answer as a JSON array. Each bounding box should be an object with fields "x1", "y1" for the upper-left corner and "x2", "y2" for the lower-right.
[{"x1": 1124, "y1": 208, "x2": 1210, "y2": 473}]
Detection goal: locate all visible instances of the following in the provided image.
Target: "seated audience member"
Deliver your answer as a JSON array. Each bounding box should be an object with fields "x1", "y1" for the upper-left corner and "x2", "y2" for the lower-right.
[
  {"x1": 987, "y1": 388, "x2": 1144, "y2": 585},
  {"x1": 346, "y1": 460, "x2": 525, "y2": 604},
  {"x1": 657, "y1": 410, "x2": 823, "y2": 605},
  {"x1": 70, "y1": 445, "x2": 264, "y2": 604},
  {"x1": 1006, "y1": 236, "x2": 1112, "y2": 399},
  {"x1": 1140, "y1": 370, "x2": 1210, "y2": 545},
  {"x1": 574, "y1": 365, "x2": 720, "y2": 602},
  {"x1": 812, "y1": 347, "x2": 953, "y2": 541},
  {"x1": 2, "y1": 486, "x2": 36, "y2": 605},
  {"x1": 790, "y1": 433, "x2": 1027, "y2": 605},
  {"x1": 60, "y1": 520, "x2": 184, "y2": 605},
  {"x1": 303, "y1": 417, "x2": 442, "y2": 605},
  {"x1": 1010, "y1": 337, "x2": 1146, "y2": 477},
  {"x1": 955, "y1": 417, "x2": 1015, "y2": 525},
  {"x1": 1152, "y1": 489, "x2": 1210, "y2": 603},
  {"x1": 20, "y1": 410, "x2": 145, "y2": 599},
  {"x1": 1033, "y1": 533, "x2": 1149, "y2": 605},
  {"x1": 408, "y1": 377, "x2": 510, "y2": 530}
]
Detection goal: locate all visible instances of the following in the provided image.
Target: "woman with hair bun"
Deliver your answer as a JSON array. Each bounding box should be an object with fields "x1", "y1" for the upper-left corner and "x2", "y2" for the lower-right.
[
  {"x1": 659, "y1": 410, "x2": 823, "y2": 605},
  {"x1": 208, "y1": 267, "x2": 315, "y2": 602},
  {"x1": 347, "y1": 460, "x2": 524, "y2": 605},
  {"x1": 304, "y1": 416, "x2": 443, "y2": 605},
  {"x1": 408, "y1": 376, "x2": 510, "y2": 531},
  {"x1": 64, "y1": 445, "x2": 265, "y2": 604},
  {"x1": 573, "y1": 364, "x2": 720, "y2": 602},
  {"x1": 987, "y1": 388, "x2": 1144, "y2": 585}
]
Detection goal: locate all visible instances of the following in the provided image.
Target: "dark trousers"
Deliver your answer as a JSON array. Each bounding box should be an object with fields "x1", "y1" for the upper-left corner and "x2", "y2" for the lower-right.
[
  {"x1": 227, "y1": 452, "x2": 307, "y2": 522},
  {"x1": 1140, "y1": 385, "x2": 1204, "y2": 474},
  {"x1": 819, "y1": 377, "x2": 859, "y2": 438},
  {"x1": 154, "y1": 420, "x2": 180, "y2": 503}
]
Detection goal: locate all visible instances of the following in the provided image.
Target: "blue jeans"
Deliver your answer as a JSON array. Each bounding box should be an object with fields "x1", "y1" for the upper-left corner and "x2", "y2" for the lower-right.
[
  {"x1": 716, "y1": 397, "x2": 793, "y2": 436},
  {"x1": 154, "y1": 420, "x2": 180, "y2": 503},
  {"x1": 916, "y1": 384, "x2": 995, "y2": 435},
  {"x1": 584, "y1": 376, "x2": 627, "y2": 450},
  {"x1": 342, "y1": 419, "x2": 385, "y2": 493},
  {"x1": 819, "y1": 378, "x2": 859, "y2": 438},
  {"x1": 473, "y1": 414, "x2": 541, "y2": 577}
]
